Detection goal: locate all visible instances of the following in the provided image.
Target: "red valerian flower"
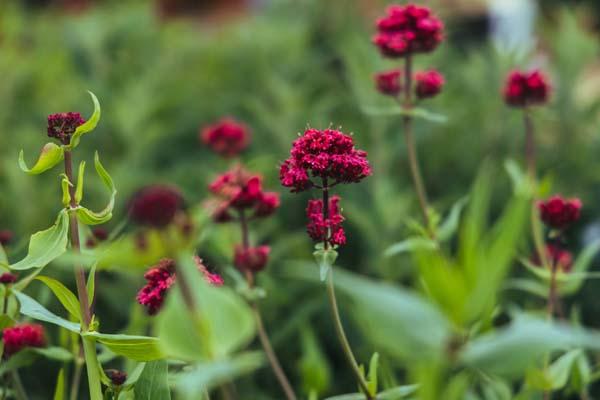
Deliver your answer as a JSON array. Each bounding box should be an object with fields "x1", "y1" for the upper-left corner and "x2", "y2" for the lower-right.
[
  {"x1": 373, "y1": 4, "x2": 444, "y2": 58},
  {"x1": 128, "y1": 185, "x2": 184, "y2": 228},
  {"x1": 208, "y1": 166, "x2": 280, "y2": 221},
  {"x1": 201, "y1": 118, "x2": 250, "y2": 157},
  {"x1": 375, "y1": 69, "x2": 402, "y2": 96},
  {"x1": 538, "y1": 195, "x2": 582, "y2": 230},
  {"x1": 137, "y1": 257, "x2": 223, "y2": 315},
  {"x1": 2, "y1": 324, "x2": 46, "y2": 356},
  {"x1": 105, "y1": 369, "x2": 128, "y2": 386},
  {"x1": 47, "y1": 112, "x2": 86, "y2": 145},
  {"x1": 0, "y1": 230, "x2": 13, "y2": 246},
  {"x1": 234, "y1": 245, "x2": 270, "y2": 272},
  {"x1": 0, "y1": 272, "x2": 18, "y2": 285},
  {"x1": 504, "y1": 69, "x2": 550, "y2": 107},
  {"x1": 306, "y1": 196, "x2": 346, "y2": 247},
  {"x1": 279, "y1": 128, "x2": 371, "y2": 192},
  {"x1": 415, "y1": 69, "x2": 444, "y2": 99}
]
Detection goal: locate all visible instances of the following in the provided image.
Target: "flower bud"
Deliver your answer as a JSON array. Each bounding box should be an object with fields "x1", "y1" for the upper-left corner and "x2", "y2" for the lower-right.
[
  {"x1": 375, "y1": 69, "x2": 402, "y2": 96},
  {"x1": 47, "y1": 112, "x2": 86, "y2": 145},
  {"x1": 538, "y1": 195, "x2": 581, "y2": 230},
  {"x1": 415, "y1": 70, "x2": 444, "y2": 99},
  {"x1": 234, "y1": 245, "x2": 270, "y2": 272}
]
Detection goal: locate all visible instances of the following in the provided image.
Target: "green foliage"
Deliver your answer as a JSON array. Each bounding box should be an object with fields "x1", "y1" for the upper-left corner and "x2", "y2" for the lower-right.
[
  {"x1": 18, "y1": 143, "x2": 64, "y2": 175},
  {"x1": 133, "y1": 360, "x2": 171, "y2": 400}
]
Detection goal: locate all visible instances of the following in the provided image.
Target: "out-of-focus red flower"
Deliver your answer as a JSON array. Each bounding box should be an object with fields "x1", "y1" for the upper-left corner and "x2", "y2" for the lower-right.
[
  {"x1": 280, "y1": 129, "x2": 371, "y2": 193},
  {"x1": 415, "y1": 70, "x2": 444, "y2": 99},
  {"x1": 0, "y1": 272, "x2": 18, "y2": 285},
  {"x1": 201, "y1": 118, "x2": 250, "y2": 157},
  {"x1": 373, "y1": 4, "x2": 444, "y2": 58},
  {"x1": 538, "y1": 195, "x2": 581, "y2": 230},
  {"x1": 504, "y1": 69, "x2": 550, "y2": 107},
  {"x1": 86, "y1": 227, "x2": 109, "y2": 248},
  {"x1": 2, "y1": 324, "x2": 46, "y2": 356},
  {"x1": 375, "y1": 69, "x2": 402, "y2": 96},
  {"x1": 234, "y1": 245, "x2": 270, "y2": 272},
  {"x1": 129, "y1": 185, "x2": 184, "y2": 228},
  {"x1": 254, "y1": 192, "x2": 280, "y2": 218},
  {"x1": 533, "y1": 244, "x2": 573, "y2": 273},
  {"x1": 47, "y1": 112, "x2": 86, "y2": 145},
  {"x1": 306, "y1": 196, "x2": 346, "y2": 247},
  {"x1": 194, "y1": 256, "x2": 224, "y2": 286},
  {"x1": 106, "y1": 369, "x2": 128, "y2": 386},
  {"x1": 0, "y1": 230, "x2": 13, "y2": 247}
]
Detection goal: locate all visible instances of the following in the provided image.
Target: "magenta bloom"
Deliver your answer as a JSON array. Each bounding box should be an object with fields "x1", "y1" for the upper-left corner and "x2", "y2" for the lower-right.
[
  {"x1": 415, "y1": 70, "x2": 444, "y2": 99},
  {"x1": 47, "y1": 112, "x2": 86, "y2": 144},
  {"x1": 234, "y1": 245, "x2": 270, "y2": 272},
  {"x1": 375, "y1": 69, "x2": 402, "y2": 96},
  {"x1": 0, "y1": 272, "x2": 17, "y2": 285},
  {"x1": 279, "y1": 128, "x2": 371, "y2": 192},
  {"x1": 201, "y1": 118, "x2": 250, "y2": 157},
  {"x1": 538, "y1": 196, "x2": 582, "y2": 230},
  {"x1": 129, "y1": 185, "x2": 184, "y2": 228},
  {"x1": 306, "y1": 196, "x2": 346, "y2": 247},
  {"x1": 504, "y1": 70, "x2": 550, "y2": 107},
  {"x1": 0, "y1": 230, "x2": 13, "y2": 246},
  {"x1": 2, "y1": 324, "x2": 46, "y2": 356},
  {"x1": 373, "y1": 4, "x2": 444, "y2": 58},
  {"x1": 105, "y1": 369, "x2": 128, "y2": 386}
]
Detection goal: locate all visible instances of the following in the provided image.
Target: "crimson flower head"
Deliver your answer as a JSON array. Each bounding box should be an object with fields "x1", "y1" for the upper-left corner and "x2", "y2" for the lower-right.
[
  {"x1": 208, "y1": 166, "x2": 280, "y2": 222},
  {"x1": 0, "y1": 272, "x2": 18, "y2": 285},
  {"x1": 106, "y1": 369, "x2": 128, "y2": 386},
  {"x1": 234, "y1": 245, "x2": 270, "y2": 272},
  {"x1": 201, "y1": 118, "x2": 250, "y2": 158},
  {"x1": 415, "y1": 70, "x2": 444, "y2": 99},
  {"x1": 47, "y1": 112, "x2": 86, "y2": 145},
  {"x1": 504, "y1": 69, "x2": 550, "y2": 107},
  {"x1": 0, "y1": 230, "x2": 13, "y2": 247},
  {"x1": 373, "y1": 4, "x2": 444, "y2": 58},
  {"x1": 2, "y1": 323, "x2": 46, "y2": 357},
  {"x1": 375, "y1": 69, "x2": 402, "y2": 96},
  {"x1": 306, "y1": 196, "x2": 346, "y2": 247},
  {"x1": 129, "y1": 185, "x2": 184, "y2": 228},
  {"x1": 538, "y1": 195, "x2": 582, "y2": 230},
  {"x1": 280, "y1": 128, "x2": 371, "y2": 192}
]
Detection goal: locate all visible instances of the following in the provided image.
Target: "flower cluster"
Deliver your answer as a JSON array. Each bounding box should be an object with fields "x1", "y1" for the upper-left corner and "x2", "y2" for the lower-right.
[
  {"x1": 137, "y1": 257, "x2": 223, "y2": 315},
  {"x1": 129, "y1": 185, "x2": 184, "y2": 228},
  {"x1": 201, "y1": 118, "x2": 250, "y2": 158},
  {"x1": 415, "y1": 70, "x2": 445, "y2": 100},
  {"x1": 105, "y1": 369, "x2": 128, "y2": 386},
  {"x1": 279, "y1": 128, "x2": 371, "y2": 192},
  {"x1": 538, "y1": 195, "x2": 582, "y2": 230},
  {"x1": 375, "y1": 70, "x2": 402, "y2": 97},
  {"x1": 234, "y1": 245, "x2": 270, "y2": 272},
  {"x1": 306, "y1": 196, "x2": 346, "y2": 247},
  {"x1": 0, "y1": 230, "x2": 13, "y2": 246},
  {"x1": 504, "y1": 70, "x2": 550, "y2": 107},
  {"x1": 373, "y1": 4, "x2": 444, "y2": 58},
  {"x1": 47, "y1": 112, "x2": 86, "y2": 145},
  {"x1": 0, "y1": 272, "x2": 17, "y2": 284},
  {"x1": 2, "y1": 324, "x2": 46, "y2": 356},
  {"x1": 208, "y1": 166, "x2": 279, "y2": 223}
]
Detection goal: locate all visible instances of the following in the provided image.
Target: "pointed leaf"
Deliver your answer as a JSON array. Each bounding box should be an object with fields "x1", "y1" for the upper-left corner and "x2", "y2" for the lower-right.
[
  {"x1": 384, "y1": 237, "x2": 437, "y2": 257},
  {"x1": 18, "y1": 143, "x2": 64, "y2": 175},
  {"x1": 65, "y1": 91, "x2": 101, "y2": 150},
  {"x1": 76, "y1": 153, "x2": 116, "y2": 226},
  {"x1": 437, "y1": 197, "x2": 469, "y2": 242},
  {"x1": 83, "y1": 332, "x2": 164, "y2": 361},
  {"x1": 134, "y1": 360, "x2": 171, "y2": 400},
  {"x1": 53, "y1": 368, "x2": 66, "y2": 400},
  {"x1": 13, "y1": 291, "x2": 80, "y2": 333},
  {"x1": 36, "y1": 276, "x2": 81, "y2": 321},
  {"x1": 75, "y1": 161, "x2": 86, "y2": 204}
]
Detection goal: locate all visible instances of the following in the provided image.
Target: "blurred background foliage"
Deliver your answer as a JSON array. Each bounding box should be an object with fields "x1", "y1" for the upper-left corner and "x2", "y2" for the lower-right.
[{"x1": 1, "y1": 0, "x2": 600, "y2": 398}]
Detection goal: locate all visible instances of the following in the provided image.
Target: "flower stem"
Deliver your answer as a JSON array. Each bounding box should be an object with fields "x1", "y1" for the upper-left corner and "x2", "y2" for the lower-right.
[
  {"x1": 69, "y1": 347, "x2": 84, "y2": 400},
  {"x1": 402, "y1": 54, "x2": 434, "y2": 238},
  {"x1": 238, "y1": 211, "x2": 297, "y2": 400}
]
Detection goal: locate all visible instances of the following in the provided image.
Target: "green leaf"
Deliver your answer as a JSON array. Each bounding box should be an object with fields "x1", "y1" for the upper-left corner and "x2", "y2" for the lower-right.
[
  {"x1": 561, "y1": 238, "x2": 600, "y2": 295},
  {"x1": 36, "y1": 276, "x2": 81, "y2": 321},
  {"x1": 313, "y1": 247, "x2": 338, "y2": 281},
  {"x1": 0, "y1": 347, "x2": 72, "y2": 375},
  {"x1": 324, "y1": 385, "x2": 417, "y2": 400},
  {"x1": 366, "y1": 352, "x2": 379, "y2": 395},
  {"x1": 547, "y1": 349, "x2": 584, "y2": 390},
  {"x1": 65, "y1": 91, "x2": 101, "y2": 150},
  {"x1": 53, "y1": 368, "x2": 66, "y2": 400},
  {"x1": 123, "y1": 363, "x2": 147, "y2": 388},
  {"x1": 361, "y1": 105, "x2": 447, "y2": 123},
  {"x1": 0, "y1": 315, "x2": 14, "y2": 330},
  {"x1": 384, "y1": 237, "x2": 437, "y2": 257},
  {"x1": 437, "y1": 196, "x2": 469, "y2": 242},
  {"x1": 10, "y1": 210, "x2": 69, "y2": 270},
  {"x1": 75, "y1": 161, "x2": 86, "y2": 204},
  {"x1": 87, "y1": 263, "x2": 97, "y2": 307},
  {"x1": 61, "y1": 174, "x2": 72, "y2": 208},
  {"x1": 134, "y1": 360, "x2": 171, "y2": 400},
  {"x1": 83, "y1": 332, "x2": 164, "y2": 361},
  {"x1": 18, "y1": 143, "x2": 64, "y2": 175},
  {"x1": 175, "y1": 352, "x2": 263, "y2": 397},
  {"x1": 33, "y1": 346, "x2": 73, "y2": 361},
  {"x1": 76, "y1": 153, "x2": 116, "y2": 226},
  {"x1": 13, "y1": 291, "x2": 80, "y2": 333},
  {"x1": 300, "y1": 327, "x2": 331, "y2": 396}
]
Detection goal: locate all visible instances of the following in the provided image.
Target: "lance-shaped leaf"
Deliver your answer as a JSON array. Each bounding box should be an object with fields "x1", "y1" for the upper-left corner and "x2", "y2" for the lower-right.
[
  {"x1": 75, "y1": 161, "x2": 86, "y2": 204},
  {"x1": 11, "y1": 210, "x2": 69, "y2": 270},
  {"x1": 36, "y1": 276, "x2": 81, "y2": 321},
  {"x1": 65, "y1": 91, "x2": 101, "y2": 150},
  {"x1": 76, "y1": 152, "x2": 116, "y2": 226},
  {"x1": 83, "y1": 332, "x2": 164, "y2": 361},
  {"x1": 19, "y1": 143, "x2": 65, "y2": 175},
  {"x1": 135, "y1": 360, "x2": 171, "y2": 400},
  {"x1": 53, "y1": 368, "x2": 66, "y2": 400},
  {"x1": 0, "y1": 347, "x2": 72, "y2": 375},
  {"x1": 13, "y1": 291, "x2": 80, "y2": 333}
]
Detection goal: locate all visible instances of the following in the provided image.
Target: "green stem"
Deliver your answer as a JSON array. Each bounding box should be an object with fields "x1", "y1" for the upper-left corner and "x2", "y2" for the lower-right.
[
  {"x1": 82, "y1": 338, "x2": 103, "y2": 400},
  {"x1": 69, "y1": 346, "x2": 84, "y2": 400},
  {"x1": 10, "y1": 371, "x2": 27, "y2": 400}
]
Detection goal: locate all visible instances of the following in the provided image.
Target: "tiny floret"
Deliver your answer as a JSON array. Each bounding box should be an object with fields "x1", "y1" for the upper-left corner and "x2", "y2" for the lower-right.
[
  {"x1": 504, "y1": 69, "x2": 550, "y2": 107},
  {"x1": 306, "y1": 196, "x2": 346, "y2": 247},
  {"x1": 106, "y1": 369, "x2": 128, "y2": 386},
  {"x1": 2, "y1": 323, "x2": 46, "y2": 356},
  {"x1": 201, "y1": 118, "x2": 250, "y2": 157},
  {"x1": 375, "y1": 69, "x2": 402, "y2": 96},
  {"x1": 47, "y1": 112, "x2": 86, "y2": 144},
  {"x1": 538, "y1": 195, "x2": 581, "y2": 230}
]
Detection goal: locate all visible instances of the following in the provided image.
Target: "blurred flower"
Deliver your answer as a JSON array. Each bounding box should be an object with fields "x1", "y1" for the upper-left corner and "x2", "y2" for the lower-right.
[
  {"x1": 105, "y1": 369, "x2": 127, "y2": 386},
  {"x1": 533, "y1": 244, "x2": 573, "y2": 273},
  {"x1": 201, "y1": 118, "x2": 250, "y2": 157},
  {"x1": 0, "y1": 272, "x2": 18, "y2": 285},
  {"x1": 375, "y1": 69, "x2": 402, "y2": 96},
  {"x1": 254, "y1": 192, "x2": 280, "y2": 218},
  {"x1": 86, "y1": 227, "x2": 109, "y2": 248},
  {"x1": 504, "y1": 69, "x2": 550, "y2": 107},
  {"x1": 306, "y1": 196, "x2": 346, "y2": 247},
  {"x1": 129, "y1": 185, "x2": 184, "y2": 228},
  {"x1": 2, "y1": 323, "x2": 46, "y2": 356},
  {"x1": 234, "y1": 245, "x2": 270, "y2": 272},
  {"x1": 373, "y1": 4, "x2": 444, "y2": 58},
  {"x1": 47, "y1": 112, "x2": 85, "y2": 145},
  {"x1": 538, "y1": 195, "x2": 582, "y2": 230},
  {"x1": 280, "y1": 128, "x2": 371, "y2": 192},
  {"x1": 194, "y1": 256, "x2": 224, "y2": 286},
  {"x1": 0, "y1": 230, "x2": 13, "y2": 246},
  {"x1": 415, "y1": 70, "x2": 444, "y2": 99}
]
